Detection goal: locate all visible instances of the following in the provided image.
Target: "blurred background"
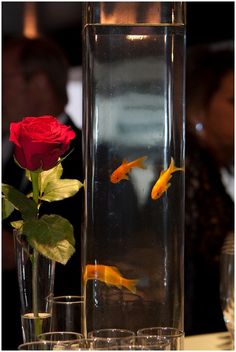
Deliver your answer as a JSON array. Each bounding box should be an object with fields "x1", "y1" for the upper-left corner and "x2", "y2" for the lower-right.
[
  {"x1": 2, "y1": 1, "x2": 234, "y2": 128},
  {"x1": 1, "y1": 2, "x2": 235, "y2": 350}
]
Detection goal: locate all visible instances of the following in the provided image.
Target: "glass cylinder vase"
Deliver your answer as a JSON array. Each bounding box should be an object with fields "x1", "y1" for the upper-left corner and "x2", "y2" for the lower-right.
[
  {"x1": 14, "y1": 230, "x2": 55, "y2": 343},
  {"x1": 82, "y1": 2, "x2": 186, "y2": 336}
]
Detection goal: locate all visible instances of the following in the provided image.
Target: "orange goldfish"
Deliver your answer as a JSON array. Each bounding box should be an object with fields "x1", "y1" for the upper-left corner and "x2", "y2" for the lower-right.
[
  {"x1": 83, "y1": 264, "x2": 138, "y2": 294},
  {"x1": 151, "y1": 157, "x2": 184, "y2": 200},
  {"x1": 110, "y1": 156, "x2": 147, "y2": 183}
]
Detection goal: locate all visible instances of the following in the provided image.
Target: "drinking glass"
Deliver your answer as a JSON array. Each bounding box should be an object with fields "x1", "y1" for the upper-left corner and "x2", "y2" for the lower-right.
[
  {"x1": 48, "y1": 295, "x2": 84, "y2": 333},
  {"x1": 88, "y1": 328, "x2": 135, "y2": 339},
  {"x1": 18, "y1": 341, "x2": 66, "y2": 350},
  {"x1": 220, "y1": 233, "x2": 234, "y2": 349},
  {"x1": 137, "y1": 326, "x2": 184, "y2": 350},
  {"x1": 87, "y1": 328, "x2": 136, "y2": 348},
  {"x1": 108, "y1": 336, "x2": 171, "y2": 350},
  {"x1": 70, "y1": 337, "x2": 128, "y2": 350},
  {"x1": 70, "y1": 336, "x2": 170, "y2": 350},
  {"x1": 38, "y1": 331, "x2": 83, "y2": 342},
  {"x1": 70, "y1": 338, "x2": 100, "y2": 350}
]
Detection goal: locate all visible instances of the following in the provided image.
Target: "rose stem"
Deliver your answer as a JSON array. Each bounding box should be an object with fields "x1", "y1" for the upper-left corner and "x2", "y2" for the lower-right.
[{"x1": 30, "y1": 171, "x2": 41, "y2": 337}]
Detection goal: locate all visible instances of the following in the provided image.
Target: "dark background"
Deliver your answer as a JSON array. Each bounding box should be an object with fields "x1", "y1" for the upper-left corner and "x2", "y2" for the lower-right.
[
  {"x1": 1, "y1": 1, "x2": 234, "y2": 350},
  {"x1": 2, "y1": 1, "x2": 235, "y2": 67}
]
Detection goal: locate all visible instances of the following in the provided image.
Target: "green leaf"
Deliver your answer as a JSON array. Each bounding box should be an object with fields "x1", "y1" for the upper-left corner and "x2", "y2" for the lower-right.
[
  {"x1": 26, "y1": 164, "x2": 63, "y2": 191},
  {"x1": 24, "y1": 214, "x2": 76, "y2": 264},
  {"x1": 2, "y1": 197, "x2": 14, "y2": 219},
  {"x1": 25, "y1": 214, "x2": 75, "y2": 245},
  {"x1": 27, "y1": 192, "x2": 33, "y2": 198},
  {"x1": 40, "y1": 164, "x2": 63, "y2": 195},
  {"x1": 25, "y1": 169, "x2": 31, "y2": 181},
  {"x1": 40, "y1": 179, "x2": 84, "y2": 202},
  {"x1": 31, "y1": 239, "x2": 75, "y2": 265},
  {"x1": 11, "y1": 220, "x2": 24, "y2": 230},
  {"x1": 2, "y1": 184, "x2": 38, "y2": 220}
]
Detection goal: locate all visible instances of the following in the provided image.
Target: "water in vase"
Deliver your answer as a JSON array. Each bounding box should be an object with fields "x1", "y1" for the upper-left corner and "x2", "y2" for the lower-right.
[
  {"x1": 83, "y1": 24, "x2": 185, "y2": 333},
  {"x1": 21, "y1": 312, "x2": 51, "y2": 342}
]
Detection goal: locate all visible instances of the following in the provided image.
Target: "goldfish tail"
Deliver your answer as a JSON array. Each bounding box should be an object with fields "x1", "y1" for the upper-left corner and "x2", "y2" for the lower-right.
[
  {"x1": 83, "y1": 267, "x2": 88, "y2": 282},
  {"x1": 170, "y1": 157, "x2": 184, "y2": 173},
  {"x1": 136, "y1": 156, "x2": 147, "y2": 169},
  {"x1": 123, "y1": 278, "x2": 139, "y2": 294}
]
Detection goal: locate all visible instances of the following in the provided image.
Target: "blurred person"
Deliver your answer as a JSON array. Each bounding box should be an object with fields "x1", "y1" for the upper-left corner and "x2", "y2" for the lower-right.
[
  {"x1": 185, "y1": 44, "x2": 234, "y2": 335},
  {"x1": 2, "y1": 36, "x2": 83, "y2": 349}
]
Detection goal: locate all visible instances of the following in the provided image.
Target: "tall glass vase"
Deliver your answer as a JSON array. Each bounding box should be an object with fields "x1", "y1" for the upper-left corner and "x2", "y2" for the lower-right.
[
  {"x1": 82, "y1": 2, "x2": 186, "y2": 336},
  {"x1": 14, "y1": 230, "x2": 55, "y2": 343}
]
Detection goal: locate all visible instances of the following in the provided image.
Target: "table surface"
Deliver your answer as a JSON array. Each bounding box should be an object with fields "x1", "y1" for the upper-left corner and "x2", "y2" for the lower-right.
[{"x1": 184, "y1": 331, "x2": 233, "y2": 350}]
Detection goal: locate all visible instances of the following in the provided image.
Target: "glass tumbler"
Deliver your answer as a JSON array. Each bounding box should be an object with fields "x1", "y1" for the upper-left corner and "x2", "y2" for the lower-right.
[
  {"x1": 137, "y1": 326, "x2": 184, "y2": 350},
  {"x1": 48, "y1": 295, "x2": 84, "y2": 334},
  {"x1": 38, "y1": 331, "x2": 83, "y2": 341},
  {"x1": 18, "y1": 341, "x2": 66, "y2": 350}
]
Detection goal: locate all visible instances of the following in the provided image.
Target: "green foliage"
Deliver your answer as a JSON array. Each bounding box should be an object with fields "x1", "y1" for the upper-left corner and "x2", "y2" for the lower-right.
[
  {"x1": 2, "y1": 163, "x2": 84, "y2": 264},
  {"x1": 11, "y1": 220, "x2": 24, "y2": 231},
  {"x1": 26, "y1": 163, "x2": 84, "y2": 202},
  {"x1": 24, "y1": 215, "x2": 75, "y2": 264},
  {"x1": 2, "y1": 196, "x2": 15, "y2": 219},
  {"x1": 41, "y1": 179, "x2": 84, "y2": 202},
  {"x1": 2, "y1": 184, "x2": 38, "y2": 220},
  {"x1": 40, "y1": 163, "x2": 63, "y2": 193}
]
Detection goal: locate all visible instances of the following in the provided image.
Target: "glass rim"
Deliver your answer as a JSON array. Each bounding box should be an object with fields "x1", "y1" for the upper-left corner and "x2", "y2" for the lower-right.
[
  {"x1": 47, "y1": 295, "x2": 84, "y2": 304},
  {"x1": 137, "y1": 326, "x2": 184, "y2": 338},
  {"x1": 38, "y1": 331, "x2": 83, "y2": 340},
  {"x1": 88, "y1": 328, "x2": 136, "y2": 338},
  {"x1": 18, "y1": 340, "x2": 63, "y2": 349}
]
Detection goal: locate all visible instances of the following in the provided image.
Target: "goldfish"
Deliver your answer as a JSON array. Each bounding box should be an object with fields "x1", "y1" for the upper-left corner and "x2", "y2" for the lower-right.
[
  {"x1": 83, "y1": 264, "x2": 138, "y2": 294},
  {"x1": 151, "y1": 157, "x2": 184, "y2": 200},
  {"x1": 110, "y1": 156, "x2": 147, "y2": 183}
]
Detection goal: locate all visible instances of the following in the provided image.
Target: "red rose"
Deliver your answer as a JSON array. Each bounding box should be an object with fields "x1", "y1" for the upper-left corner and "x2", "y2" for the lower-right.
[{"x1": 9, "y1": 115, "x2": 76, "y2": 171}]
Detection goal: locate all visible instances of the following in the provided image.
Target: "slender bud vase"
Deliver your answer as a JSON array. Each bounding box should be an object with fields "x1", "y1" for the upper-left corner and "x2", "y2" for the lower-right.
[
  {"x1": 14, "y1": 231, "x2": 55, "y2": 342},
  {"x1": 82, "y1": 2, "x2": 186, "y2": 336}
]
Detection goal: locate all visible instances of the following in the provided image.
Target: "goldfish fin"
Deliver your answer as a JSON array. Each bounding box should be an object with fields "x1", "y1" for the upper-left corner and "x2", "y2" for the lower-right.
[
  {"x1": 122, "y1": 174, "x2": 129, "y2": 181},
  {"x1": 125, "y1": 279, "x2": 139, "y2": 294},
  {"x1": 165, "y1": 183, "x2": 171, "y2": 192},
  {"x1": 111, "y1": 266, "x2": 122, "y2": 274},
  {"x1": 169, "y1": 157, "x2": 175, "y2": 171}
]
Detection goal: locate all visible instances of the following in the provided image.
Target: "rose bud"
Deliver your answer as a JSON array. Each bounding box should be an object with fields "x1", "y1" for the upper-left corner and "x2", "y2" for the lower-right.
[{"x1": 9, "y1": 115, "x2": 76, "y2": 171}]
